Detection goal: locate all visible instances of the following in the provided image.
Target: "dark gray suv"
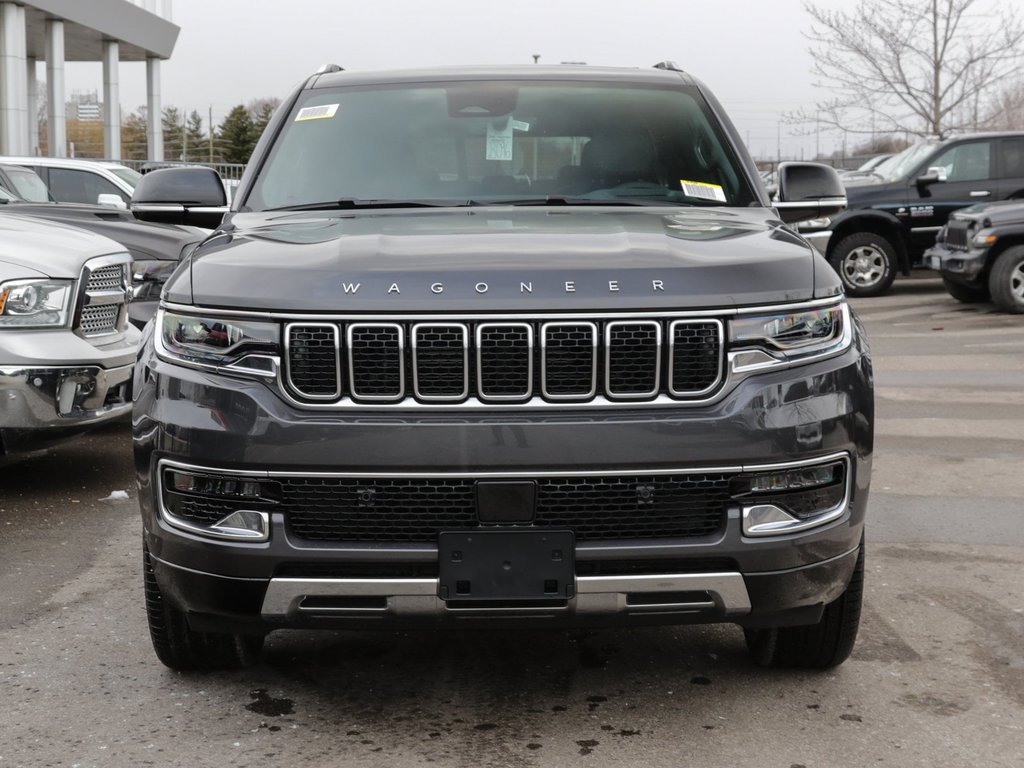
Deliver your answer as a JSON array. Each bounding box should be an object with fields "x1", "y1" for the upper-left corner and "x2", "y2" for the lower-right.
[{"x1": 131, "y1": 64, "x2": 872, "y2": 671}]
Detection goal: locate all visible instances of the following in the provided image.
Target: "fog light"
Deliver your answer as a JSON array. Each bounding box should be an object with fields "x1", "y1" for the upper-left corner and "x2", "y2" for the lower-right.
[
  {"x1": 167, "y1": 470, "x2": 273, "y2": 500},
  {"x1": 737, "y1": 457, "x2": 849, "y2": 537},
  {"x1": 211, "y1": 510, "x2": 269, "y2": 541}
]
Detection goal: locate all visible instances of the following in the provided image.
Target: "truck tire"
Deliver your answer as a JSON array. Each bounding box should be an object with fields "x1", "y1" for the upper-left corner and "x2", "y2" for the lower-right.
[
  {"x1": 744, "y1": 539, "x2": 864, "y2": 669},
  {"x1": 941, "y1": 276, "x2": 990, "y2": 304},
  {"x1": 143, "y1": 544, "x2": 264, "y2": 671},
  {"x1": 988, "y1": 245, "x2": 1024, "y2": 314},
  {"x1": 829, "y1": 233, "x2": 897, "y2": 297}
]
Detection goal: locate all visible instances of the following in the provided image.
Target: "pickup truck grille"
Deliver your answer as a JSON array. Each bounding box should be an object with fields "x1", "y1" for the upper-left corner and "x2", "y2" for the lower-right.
[
  {"x1": 279, "y1": 472, "x2": 730, "y2": 542},
  {"x1": 944, "y1": 220, "x2": 971, "y2": 250},
  {"x1": 285, "y1": 317, "x2": 724, "y2": 406},
  {"x1": 75, "y1": 258, "x2": 130, "y2": 338}
]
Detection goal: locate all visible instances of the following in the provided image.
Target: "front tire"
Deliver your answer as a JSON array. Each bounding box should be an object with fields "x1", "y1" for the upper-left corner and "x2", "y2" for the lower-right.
[
  {"x1": 941, "y1": 276, "x2": 990, "y2": 304},
  {"x1": 988, "y1": 245, "x2": 1024, "y2": 314},
  {"x1": 143, "y1": 543, "x2": 264, "y2": 671},
  {"x1": 830, "y1": 233, "x2": 898, "y2": 297},
  {"x1": 744, "y1": 539, "x2": 865, "y2": 669}
]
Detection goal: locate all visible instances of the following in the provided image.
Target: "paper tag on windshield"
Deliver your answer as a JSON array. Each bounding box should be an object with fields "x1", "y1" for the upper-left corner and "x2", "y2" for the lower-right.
[
  {"x1": 486, "y1": 119, "x2": 514, "y2": 161},
  {"x1": 295, "y1": 104, "x2": 339, "y2": 122},
  {"x1": 680, "y1": 179, "x2": 726, "y2": 202}
]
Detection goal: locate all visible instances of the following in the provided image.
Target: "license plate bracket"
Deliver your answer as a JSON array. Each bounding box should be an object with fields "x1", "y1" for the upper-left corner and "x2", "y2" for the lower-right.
[{"x1": 438, "y1": 529, "x2": 574, "y2": 603}]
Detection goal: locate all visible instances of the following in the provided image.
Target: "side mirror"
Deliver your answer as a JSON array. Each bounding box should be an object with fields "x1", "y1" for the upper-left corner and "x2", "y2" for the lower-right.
[
  {"x1": 916, "y1": 166, "x2": 948, "y2": 186},
  {"x1": 773, "y1": 162, "x2": 847, "y2": 224},
  {"x1": 97, "y1": 193, "x2": 127, "y2": 209},
  {"x1": 130, "y1": 167, "x2": 229, "y2": 229}
]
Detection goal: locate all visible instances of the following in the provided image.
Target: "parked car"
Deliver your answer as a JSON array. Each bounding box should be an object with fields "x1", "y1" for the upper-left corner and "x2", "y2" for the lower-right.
[
  {"x1": 0, "y1": 163, "x2": 52, "y2": 202},
  {"x1": 130, "y1": 63, "x2": 871, "y2": 672},
  {"x1": 800, "y1": 133, "x2": 1024, "y2": 296},
  {"x1": 0, "y1": 213, "x2": 138, "y2": 460},
  {"x1": 926, "y1": 199, "x2": 1024, "y2": 313},
  {"x1": 0, "y1": 184, "x2": 208, "y2": 328},
  {"x1": 839, "y1": 153, "x2": 894, "y2": 182},
  {"x1": 0, "y1": 156, "x2": 142, "y2": 208}
]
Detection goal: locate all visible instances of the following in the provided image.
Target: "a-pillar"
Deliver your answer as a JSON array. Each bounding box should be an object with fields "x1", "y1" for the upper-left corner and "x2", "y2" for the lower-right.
[
  {"x1": 45, "y1": 18, "x2": 66, "y2": 157},
  {"x1": 0, "y1": 1, "x2": 29, "y2": 155},
  {"x1": 146, "y1": 56, "x2": 163, "y2": 161},
  {"x1": 102, "y1": 38, "x2": 120, "y2": 160},
  {"x1": 26, "y1": 55, "x2": 37, "y2": 154}
]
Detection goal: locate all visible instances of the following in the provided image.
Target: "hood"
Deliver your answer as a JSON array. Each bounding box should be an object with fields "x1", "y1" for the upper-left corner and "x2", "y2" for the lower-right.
[
  {"x1": 0, "y1": 213, "x2": 127, "y2": 279},
  {"x1": 950, "y1": 199, "x2": 1024, "y2": 226},
  {"x1": 174, "y1": 207, "x2": 827, "y2": 312},
  {"x1": 3, "y1": 202, "x2": 207, "y2": 262}
]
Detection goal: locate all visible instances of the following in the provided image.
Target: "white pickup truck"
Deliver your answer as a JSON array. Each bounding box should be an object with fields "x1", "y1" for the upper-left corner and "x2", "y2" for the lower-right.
[{"x1": 0, "y1": 214, "x2": 138, "y2": 459}]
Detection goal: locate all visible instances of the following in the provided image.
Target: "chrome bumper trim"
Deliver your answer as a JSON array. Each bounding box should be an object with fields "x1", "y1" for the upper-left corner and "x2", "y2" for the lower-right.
[
  {"x1": 0, "y1": 364, "x2": 132, "y2": 429},
  {"x1": 260, "y1": 572, "x2": 751, "y2": 619}
]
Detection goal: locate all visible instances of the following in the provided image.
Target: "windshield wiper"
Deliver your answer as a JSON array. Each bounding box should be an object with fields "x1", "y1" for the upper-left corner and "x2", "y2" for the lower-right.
[
  {"x1": 265, "y1": 198, "x2": 466, "y2": 212},
  {"x1": 483, "y1": 195, "x2": 689, "y2": 207}
]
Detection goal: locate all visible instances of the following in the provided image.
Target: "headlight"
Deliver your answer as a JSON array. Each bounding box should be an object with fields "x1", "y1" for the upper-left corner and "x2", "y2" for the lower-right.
[
  {"x1": 157, "y1": 309, "x2": 280, "y2": 375},
  {"x1": 971, "y1": 229, "x2": 997, "y2": 248},
  {"x1": 132, "y1": 260, "x2": 178, "y2": 301},
  {"x1": 0, "y1": 279, "x2": 74, "y2": 328},
  {"x1": 730, "y1": 301, "x2": 848, "y2": 359}
]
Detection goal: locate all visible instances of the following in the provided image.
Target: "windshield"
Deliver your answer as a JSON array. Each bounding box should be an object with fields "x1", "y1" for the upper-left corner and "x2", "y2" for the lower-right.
[
  {"x1": 111, "y1": 166, "x2": 142, "y2": 188},
  {"x1": 880, "y1": 142, "x2": 939, "y2": 182},
  {"x1": 6, "y1": 167, "x2": 50, "y2": 202},
  {"x1": 245, "y1": 80, "x2": 757, "y2": 210},
  {"x1": 0, "y1": 185, "x2": 16, "y2": 201}
]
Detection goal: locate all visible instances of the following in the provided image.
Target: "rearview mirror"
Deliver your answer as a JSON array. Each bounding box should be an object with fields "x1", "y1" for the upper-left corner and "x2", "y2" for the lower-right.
[
  {"x1": 130, "y1": 167, "x2": 229, "y2": 229},
  {"x1": 773, "y1": 162, "x2": 847, "y2": 224},
  {"x1": 97, "y1": 193, "x2": 127, "y2": 209}
]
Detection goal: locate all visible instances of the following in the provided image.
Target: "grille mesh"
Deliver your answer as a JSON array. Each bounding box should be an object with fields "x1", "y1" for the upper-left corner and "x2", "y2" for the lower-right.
[
  {"x1": 86, "y1": 265, "x2": 124, "y2": 292},
  {"x1": 414, "y1": 325, "x2": 467, "y2": 399},
  {"x1": 79, "y1": 304, "x2": 119, "y2": 336},
  {"x1": 349, "y1": 325, "x2": 403, "y2": 398},
  {"x1": 671, "y1": 321, "x2": 722, "y2": 394},
  {"x1": 543, "y1": 323, "x2": 596, "y2": 398},
  {"x1": 478, "y1": 324, "x2": 532, "y2": 399},
  {"x1": 606, "y1": 322, "x2": 660, "y2": 396},
  {"x1": 287, "y1": 325, "x2": 340, "y2": 397},
  {"x1": 282, "y1": 473, "x2": 729, "y2": 542},
  {"x1": 944, "y1": 220, "x2": 970, "y2": 250}
]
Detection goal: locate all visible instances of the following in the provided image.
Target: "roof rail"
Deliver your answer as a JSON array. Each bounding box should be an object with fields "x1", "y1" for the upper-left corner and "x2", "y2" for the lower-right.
[
  {"x1": 652, "y1": 61, "x2": 684, "y2": 72},
  {"x1": 315, "y1": 63, "x2": 344, "y2": 74}
]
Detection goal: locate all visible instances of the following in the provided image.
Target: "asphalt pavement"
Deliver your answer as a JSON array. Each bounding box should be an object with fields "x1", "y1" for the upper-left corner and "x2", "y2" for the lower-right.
[{"x1": 1, "y1": 275, "x2": 1021, "y2": 768}]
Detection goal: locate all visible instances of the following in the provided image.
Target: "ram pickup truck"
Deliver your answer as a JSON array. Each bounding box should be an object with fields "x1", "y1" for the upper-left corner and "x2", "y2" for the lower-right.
[
  {"x1": 0, "y1": 214, "x2": 137, "y2": 459},
  {"x1": 131, "y1": 63, "x2": 873, "y2": 672}
]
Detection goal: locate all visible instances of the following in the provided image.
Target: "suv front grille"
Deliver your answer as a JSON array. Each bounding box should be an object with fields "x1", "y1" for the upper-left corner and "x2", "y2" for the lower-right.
[
  {"x1": 944, "y1": 220, "x2": 970, "y2": 250},
  {"x1": 284, "y1": 316, "x2": 724, "y2": 406},
  {"x1": 279, "y1": 473, "x2": 730, "y2": 543}
]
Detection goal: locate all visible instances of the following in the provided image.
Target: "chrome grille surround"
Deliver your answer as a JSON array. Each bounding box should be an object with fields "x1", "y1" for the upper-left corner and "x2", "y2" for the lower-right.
[
  {"x1": 412, "y1": 323, "x2": 470, "y2": 402},
  {"x1": 540, "y1": 321, "x2": 598, "y2": 401},
  {"x1": 668, "y1": 319, "x2": 725, "y2": 398},
  {"x1": 285, "y1": 323, "x2": 342, "y2": 400},
  {"x1": 476, "y1": 322, "x2": 534, "y2": 402},
  {"x1": 347, "y1": 323, "x2": 405, "y2": 402},
  {"x1": 74, "y1": 255, "x2": 131, "y2": 340},
  {"x1": 160, "y1": 297, "x2": 852, "y2": 411},
  {"x1": 604, "y1": 320, "x2": 662, "y2": 399}
]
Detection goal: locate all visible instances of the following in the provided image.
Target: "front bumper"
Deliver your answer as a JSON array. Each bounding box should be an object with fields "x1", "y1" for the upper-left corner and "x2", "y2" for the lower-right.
[
  {"x1": 134, "y1": 329, "x2": 873, "y2": 633},
  {"x1": 0, "y1": 364, "x2": 133, "y2": 429},
  {"x1": 925, "y1": 242, "x2": 989, "y2": 283}
]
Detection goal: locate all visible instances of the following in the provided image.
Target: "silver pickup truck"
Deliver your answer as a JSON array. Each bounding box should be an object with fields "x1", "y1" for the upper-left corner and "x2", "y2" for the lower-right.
[{"x1": 0, "y1": 214, "x2": 137, "y2": 459}]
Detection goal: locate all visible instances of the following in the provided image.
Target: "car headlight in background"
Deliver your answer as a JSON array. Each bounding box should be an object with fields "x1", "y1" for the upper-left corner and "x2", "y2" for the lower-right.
[
  {"x1": 132, "y1": 260, "x2": 179, "y2": 301},
  {"x1": 157, "y1": 309, "x2": 280, "y2": 375},
  {"x1": 971, "y1": 229, "x2": 997, "y2": 248},
  {"x1": 0, "y1": 279, "x2": 74, "y2": 328}
]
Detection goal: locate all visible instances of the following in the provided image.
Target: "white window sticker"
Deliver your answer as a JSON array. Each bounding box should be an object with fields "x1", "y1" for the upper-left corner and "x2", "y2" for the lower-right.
[
  {"x1": 295, "y1": 104, "x2": 339, "y2": 122},
  {"x1": 680, "y1": 179, "x2": 726, "y2": 202},
  {"x1": 486, "y1": 119, "x2": 514, "y2": 161}
]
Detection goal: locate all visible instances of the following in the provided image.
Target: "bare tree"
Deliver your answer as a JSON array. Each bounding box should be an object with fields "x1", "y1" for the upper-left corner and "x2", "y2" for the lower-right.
[
  {"x1": 984, "y1": 81, "x2": 1024, "y2": 130},
  {"x1": 795, "y1": 0, "x2": 1024, "y2": 139}
]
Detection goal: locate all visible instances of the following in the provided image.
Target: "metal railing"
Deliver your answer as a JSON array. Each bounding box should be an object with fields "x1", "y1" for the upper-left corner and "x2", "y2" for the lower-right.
[{"x1": 116, "y1": 158, "x2": 247, "y2": 181}]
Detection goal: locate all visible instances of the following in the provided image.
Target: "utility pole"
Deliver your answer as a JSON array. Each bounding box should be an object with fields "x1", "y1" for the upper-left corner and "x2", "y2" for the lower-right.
[
  {"x1": 182, "y1": 110, "x2": 187, "y2": 161},
  {"x1": 208, "y1": 105, "x2": 214, "y2": 163}
]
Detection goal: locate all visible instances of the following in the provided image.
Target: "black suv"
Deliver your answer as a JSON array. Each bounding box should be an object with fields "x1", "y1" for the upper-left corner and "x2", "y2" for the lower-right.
[
  {"x1": 926, "y1": 199, "x2": 1024, "y2": 313},
  {"x1": 130, "y1": 64, "x2": 872, "y2": 671},
  {"x1": 801, "y1": 133, "x2": 1024, "y2": 296}
]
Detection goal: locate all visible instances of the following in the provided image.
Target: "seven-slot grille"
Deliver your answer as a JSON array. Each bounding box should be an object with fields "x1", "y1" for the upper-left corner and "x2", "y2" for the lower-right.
[
  {"x1": 285, "y1": 317, "x2": 724, "y2": 405},
  {"x1": 944, "y1": 219, "x2": 971, "y2": 250}
]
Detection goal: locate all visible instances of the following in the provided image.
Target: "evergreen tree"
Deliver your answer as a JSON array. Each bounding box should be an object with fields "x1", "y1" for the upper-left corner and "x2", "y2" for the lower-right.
[
  {"x1": 185, "y1": 110, "x2": 206, "y2": 162},
  {"x1": 162, "y1": 105, "x2": 184, "y2": 160},
  {"x1": 218, "y1": 104, "x2": 256, "y2": 164}
]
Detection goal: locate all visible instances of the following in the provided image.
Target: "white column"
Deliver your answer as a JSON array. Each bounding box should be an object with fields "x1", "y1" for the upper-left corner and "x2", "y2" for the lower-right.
[
  {"x1": 0, "y1": 1, "x2": 29, "y2": 155},
  {"x1": 146, "y1": 56, "x2": 163, "y2": 161},
  {"x1": 45, "y1": 18, "x2": 65, "y2": 157},
  {"x1": 102, "y1": 39, "x2": 120, "y2": 160},
  {"x1": 26, "y1": 55, "x2": 37, "y2": 154}
]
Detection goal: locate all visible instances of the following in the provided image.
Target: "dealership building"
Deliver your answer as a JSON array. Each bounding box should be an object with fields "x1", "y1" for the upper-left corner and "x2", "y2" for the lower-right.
[{"x1": 0, "y1": 0, "x2": 179, "y2": 160}]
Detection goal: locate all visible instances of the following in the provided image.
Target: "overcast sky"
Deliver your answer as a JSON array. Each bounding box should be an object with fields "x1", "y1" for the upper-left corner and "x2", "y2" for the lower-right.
[{"x1": 65, "y1": 0, "x2": 856, "y2": 160}]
